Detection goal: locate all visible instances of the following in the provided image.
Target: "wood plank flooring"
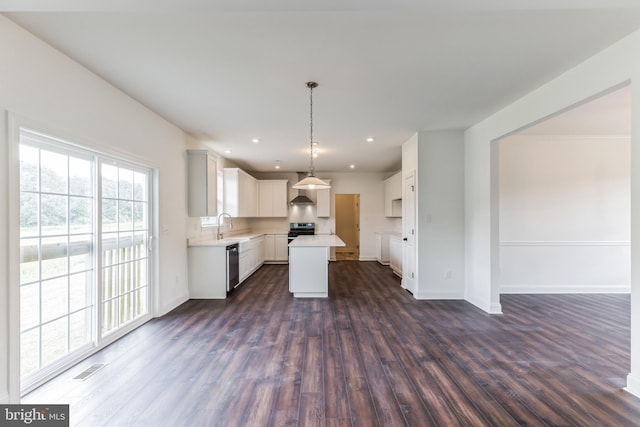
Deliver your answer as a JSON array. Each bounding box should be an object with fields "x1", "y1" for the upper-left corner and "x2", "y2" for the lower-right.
[{"x1": 25, "y1": 261, "x2": 640, "y2": 426}]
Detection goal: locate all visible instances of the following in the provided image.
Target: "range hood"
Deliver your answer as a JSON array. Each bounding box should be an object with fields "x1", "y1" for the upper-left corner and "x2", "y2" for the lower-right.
[{"x1": 289, "y1": 172, "x2": 315, "y2": 205}]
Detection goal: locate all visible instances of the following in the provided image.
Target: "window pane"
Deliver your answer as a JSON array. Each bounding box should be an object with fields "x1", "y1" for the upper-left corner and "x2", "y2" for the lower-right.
[
  {"x1": 119, "y1": 293, "x2": 133, "y2": 325},
  {"x1": 132, "y1": 233, "x2": 148, "y2": 261},
  {"x1": 20, "y1": 283, "x2": 40, "y2": 331},
  {"x1": 70, "y1": 309, "x2": 92, "y2": 351},
  {"x1": 118, "y1": 168, "x2": 133, "y2": 200},
  {"x1": 20, "y1": 192, "x2": 39, "y2": 237},
  {"x1": 40, "y1": 151, "x2": 68, "y2": 194},
  {"x1": 118, "y1": 201, "x2": 133, "y2": 231},
  {"x1": 119, "y1": 261, "x2": 134, "y2": 295},
  {"x1": 69, "y1": 157, "x2": 92, "y2": 196},
  {"x1": 20, "y1": 145, "x2": 39, "y2": 192},
  {"x1": 70, "y1": 234, "x2": 92, "y2": 273},
  {"x1": 102, "y1": 300, "x2": 117, "y2": 335},
  {"x1": 102, "y1": 232, "x2": 119, "y2": 266},
  {"x1": 134, "y1": 258, "x2": 148, "y2": 288},
  {"x1": 41, "y1": 318, "x2": 68, "y2": 367},
  {"x1": 134, "y1": 202, "x2": 147, "y2": 230},
  {"x1": 102, "y1": 164, "x2": 118, "y2": 198},
  {"x1": 21, "y1": 329, "x2": 40, "y2": 377},
  {"x1": 133, "y1": 171, "x2": 147, "y2": 201},
  {"x1": 41, "y1": 236, "x2": 67, "y2": 279},
  {"x1": 102, "y1": 198, "x2": 117, "y2": 232},
  {"x1": 69, "y1": 272, "x2": 92, "y2": 312},
  {"x1": 40, "y1": 194, "x2": 67, "y2": 235},
  {"x1": 134, "y1": 287, "x2": 148, "y2": 318},
  {"x1": 20, "y1": 238, "x2": 40, "y2": 284},
  {"x1": 69, "y1": 196, "x2": 92, "y2": 234},
  {"x1": 41, "y1": 277, "x2": 68, "y2": 323},
  {"x1": 119, "y1": 233, "x2": 135, "y2": 262},
  {"x1": 102, "y1": 266, "x2": 118, "y2": 300}
]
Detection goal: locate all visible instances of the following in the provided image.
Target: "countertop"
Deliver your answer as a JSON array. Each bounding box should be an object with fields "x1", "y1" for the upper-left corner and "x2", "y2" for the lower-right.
[
  {"x1": 288, "y1": 235, "x2": 346, "y2": 248},
  {"x1": 188, "y1": 231, "x2": 288, "y2": 247}
]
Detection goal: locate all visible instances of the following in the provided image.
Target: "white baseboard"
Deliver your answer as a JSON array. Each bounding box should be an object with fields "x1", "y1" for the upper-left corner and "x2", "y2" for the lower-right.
[
  {"x1": 359, "y1": 257, "x2": 377, "y2": 262},
  {"x1": 501, "y1": 285, "x2": 631, "y2": 294},
  {"x1": 625, "y1": 373, "x2": 640, "y2": 398},
  {"x1": 158, "y1": 293, "x2": 190, "y2": 317},
  {"x1": 465, "y1": 294, "x2": 503, "y2": 314},
  {"x1": 415, "y1": 290, "x2": 464, "y2": 300}
]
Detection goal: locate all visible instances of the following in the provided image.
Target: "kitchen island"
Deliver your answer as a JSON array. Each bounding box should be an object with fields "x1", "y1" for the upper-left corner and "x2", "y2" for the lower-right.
[{"x1": 289, "y1": 234, "x2": 345, "y2": 298}]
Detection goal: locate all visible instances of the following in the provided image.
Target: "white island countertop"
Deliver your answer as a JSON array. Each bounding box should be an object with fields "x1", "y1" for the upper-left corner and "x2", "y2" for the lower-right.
[{"x1": 289, "y1": 235, "x2": 346, "y2": 247}]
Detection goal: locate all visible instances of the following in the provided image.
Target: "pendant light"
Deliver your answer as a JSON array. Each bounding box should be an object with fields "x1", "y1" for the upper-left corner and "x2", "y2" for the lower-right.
[{"x1": 293, "y1": 82, "x2": 331, "y2": 190}]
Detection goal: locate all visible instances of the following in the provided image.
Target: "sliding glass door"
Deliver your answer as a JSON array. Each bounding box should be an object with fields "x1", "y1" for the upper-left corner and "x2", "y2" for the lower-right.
[
  {"x1": 100, "y1": 162, "x2": 150, "y2": 336},
  {"x1": 19, "y1": 129, "x2": 152, "y2": 391}
]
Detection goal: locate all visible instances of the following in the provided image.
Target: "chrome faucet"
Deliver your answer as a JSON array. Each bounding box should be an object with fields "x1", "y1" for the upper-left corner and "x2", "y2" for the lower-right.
[{"x1": 217, "y1": 212, "x2": 233, "y2": 240}]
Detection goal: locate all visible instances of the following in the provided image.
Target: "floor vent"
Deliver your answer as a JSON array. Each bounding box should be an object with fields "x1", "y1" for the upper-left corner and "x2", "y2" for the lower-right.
[{"x1": 73, "y1": 363, "x2": 107, "y2": 381}]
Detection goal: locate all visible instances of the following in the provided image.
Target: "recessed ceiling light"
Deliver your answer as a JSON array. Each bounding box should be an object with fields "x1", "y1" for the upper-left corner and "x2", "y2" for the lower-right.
[
  {"x1": 349, "y1": 164, "x2": 355, "y2": 169},
  {"x1": 366, "y1": 137, "x2": 375, "y2": 143},
  {"x1": 275, "y1": 160, "x2": 280, "y2": 169},
  {"x1": 252, "y1": 138, "x2": 260, "y2": 144},
  {"x1": 224, "y1": 149, "x2": 232, "y2": 153}
]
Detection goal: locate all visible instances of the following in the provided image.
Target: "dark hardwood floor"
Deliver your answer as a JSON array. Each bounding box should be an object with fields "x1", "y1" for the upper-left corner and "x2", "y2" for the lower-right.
[{"x1": 25, "y1": 261, "x2": 640, "y2": 426}]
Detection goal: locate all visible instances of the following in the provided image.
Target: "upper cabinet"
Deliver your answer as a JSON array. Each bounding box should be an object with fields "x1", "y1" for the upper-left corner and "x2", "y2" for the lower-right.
[
  {"x1": 316, "y1": 179, "x2": 332, "y2": 217},
  {"x1": 384, "y1": 172, "x2": 402, "y2": 217},
  {"x1": 258, "y1": 180, "x2": 288, "y2": 217},
  {"x1": 224, "y1": 168, "x2": 258, "y2": 217},
  {"x1": 187, "y1": 150, "x2": 217, "y2": 217}
]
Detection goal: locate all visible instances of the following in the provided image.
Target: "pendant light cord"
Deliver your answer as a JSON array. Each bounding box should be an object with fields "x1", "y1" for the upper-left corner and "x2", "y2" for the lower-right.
[
  {"x1": 306, "y1": 81, "x2": 318, "y2": 177},
  {"x1": 309, "y1": 82, "x2": 315, "y2": 176}
]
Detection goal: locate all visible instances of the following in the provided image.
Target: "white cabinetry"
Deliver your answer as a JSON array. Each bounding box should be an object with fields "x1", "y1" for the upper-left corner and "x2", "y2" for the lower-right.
[
  {"x1": 264, "y1": 234, "x2": 289, "y2": 263},
  {"x1": 239, "y1": 240, "x2": 251, "y2": 283},
  {"x1": 258, "y1": 180, "x2": 288, "y2": 217},
  {"x1": 252, "y1": 236, "x2": 265, "y2": 272},
  {"x1": 389, "y1": 234, "x2": 403, "y2": 277},
  {"x1": 223, "y1": 168, "x2": 258, "y2": 217},
  {"x1": 188, "y1": 245, "x2": 227, "y2": 298},
  {"x1": 239, "y1": 236, "x2": 265, "y2": 283},
  {"x1": 316, "y1": 179, "x2": 331, "y2": 217},
  {"x1": 275, "y1": 235, "x2": 289, "y2": 261},
  {"x1": 384, "y1": 172, "x2": 402, "y2": 217},
  {"x1": 187, "y1": 150, "x2": 217, "y2": 217},
  {"x1": 375, "y1": 232, "x2": 390, "y2": 265}
]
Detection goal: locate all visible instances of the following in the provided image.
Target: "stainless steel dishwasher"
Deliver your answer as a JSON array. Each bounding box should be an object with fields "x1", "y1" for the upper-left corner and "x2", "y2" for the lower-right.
[{"x1": 226, "y1": 243, "x2": 239, "y2": 291}]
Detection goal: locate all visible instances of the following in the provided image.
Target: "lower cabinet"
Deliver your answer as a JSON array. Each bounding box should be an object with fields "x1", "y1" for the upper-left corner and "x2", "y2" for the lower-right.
[
  {"x1": 188, "y1": 246, "x2": 228, "y2": 299},
  {"x1": 239, "y1": 236, "x2": 265, "y2": 283},
  {"x1": 389, "y1": 235, "x2": 403, "y2": 278},
  {"x1": 375, "y1": 232, "x2": 390, "y2": 265},
  {"x1": 264, "y1": 234, "x2": 289, "y2": 263}
]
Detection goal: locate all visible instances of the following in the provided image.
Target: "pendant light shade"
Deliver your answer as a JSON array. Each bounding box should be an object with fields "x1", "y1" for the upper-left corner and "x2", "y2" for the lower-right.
[
  {"x1": 293, "y1": 81, "x2": 331, "y2": 190},
  {"x1": 292, "y1": 175, "x2": 331, "y2": 190}
]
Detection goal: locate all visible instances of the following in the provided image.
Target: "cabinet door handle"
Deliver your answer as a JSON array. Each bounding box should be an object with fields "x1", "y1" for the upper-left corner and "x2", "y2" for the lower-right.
[{"x1": 403, "y1": 238, "x2": 408, "y2": 241}]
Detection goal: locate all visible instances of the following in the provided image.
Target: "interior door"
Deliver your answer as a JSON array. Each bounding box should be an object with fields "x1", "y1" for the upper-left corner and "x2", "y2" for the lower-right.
[
  {"x1": 403, "y1": 172, "x2": 416, "y2": 293},
  {"x1": 335, "y1": 194, "x2": 360, "y2": 260}
]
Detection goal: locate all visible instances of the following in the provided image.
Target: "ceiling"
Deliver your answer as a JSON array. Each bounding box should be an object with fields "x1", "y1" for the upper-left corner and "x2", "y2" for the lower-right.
[{"x1": 4, "y1": 1, "x2": 640, "y2": 172}]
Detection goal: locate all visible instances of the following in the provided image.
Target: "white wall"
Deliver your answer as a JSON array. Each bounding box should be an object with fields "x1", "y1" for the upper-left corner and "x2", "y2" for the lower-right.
[
  {"x1": 500, "y1": 135, "x2": 631, "y2": 293},
  {"x1": 464, "y1": 28, "x2": 640, "y2": 396},
  {"x1": 0, "y1": 16, "x2": 190, "y2": 402},
  {"x1": 415, "y1": 131, "x2": 466, "y2": 299}
]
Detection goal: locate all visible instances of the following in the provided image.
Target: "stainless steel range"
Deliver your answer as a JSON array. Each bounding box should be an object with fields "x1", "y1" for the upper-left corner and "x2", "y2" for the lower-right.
[{"x1": 288, "y1": 223, "x2": 315, "y2": 254}]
